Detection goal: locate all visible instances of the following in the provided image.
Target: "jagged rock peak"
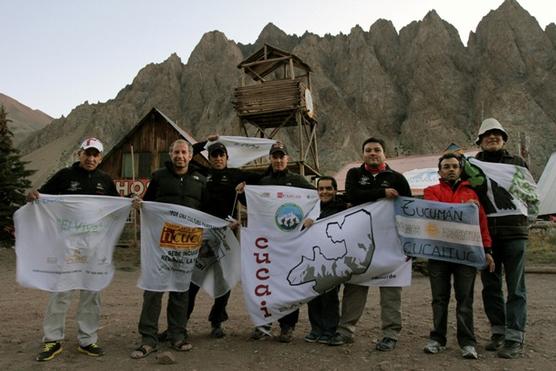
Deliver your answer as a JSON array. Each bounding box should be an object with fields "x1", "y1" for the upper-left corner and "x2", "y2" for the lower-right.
[
  {"x1": 545, "y1": 23, "x2": 556, "y2": 48},
  {"x1": 350, "y1": 24, "x2": 365, "y2": 35},
  {"x1": 188, "y1": 30, "x2": 237, "y2": 64},
  {"x1": 369, "y1": 19, "x2": 397, "y2": 36},
  {"x1": 165, "y1": 53, "x2": 182, "y2": 64},
  {"x1": 258, "y1": 22, "x2": 288, "y2": 39},
  {"x1": 423, "y1": 9, "x2": 441, "y2": 22},
  {"x1": 498, "y1": 0, "x2": 526, "y2": 12}
]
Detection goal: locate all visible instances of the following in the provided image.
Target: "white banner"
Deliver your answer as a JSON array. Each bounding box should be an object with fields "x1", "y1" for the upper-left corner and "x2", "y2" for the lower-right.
[
  {"x1": 469, "y1": 158, "x2": 539, "y2": 217},
  {"x1": 138, "y1": 201, "x2": 228, "y2": 292},
  {"x1": 205, "y1": 136, "x2": 276, "y2": 168},
  {"x1": 191, "y1": 228, "x2": 241, "y2": 298},
  {"x1": 14, "y1": 194, "x2": 131, "y2": 292},
  {"x1": 241, "y1": 199, "x2": 411, "y2": 326},
  {"x1": 245, "y1": 185, "x2": 319, "y2": 232}
]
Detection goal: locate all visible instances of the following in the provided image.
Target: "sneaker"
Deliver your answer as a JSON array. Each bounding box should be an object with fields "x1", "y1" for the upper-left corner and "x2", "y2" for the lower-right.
[
  {"x1": 497, "y1": 341, "x2": 523, "y2": 359},
  {"x1": 461, "y1": 345, "x2": 478, "y2": 359},
  {"x1": 317, "y1": 334, "x2": 330, "y2": 344},
  {"x1": 278, "y1": 327, "x2": 294, "y2": 343},
  {"x1": 376, "y1": 337, "x2": 397, "y2": 351},
  {"x1": 210, "y1": 325, "x2": 225, "y2": 339},
  {"x1": 77, "y1": 343, "x2": 105, "y2": 357},
  {"x1": 36, "y1": 342, "x2": 62, "y2": 362},
  {"x1": 485, "y1": 334, "x2": 505, "y2": 351},
  {"x1": 423, "y1": 339, "x2": 445, "y2": 354},
  {"x1": 325, "y1": 333, "x2": 345, "y2": 346},
  {"x1": 250, "y1": 326, "x2": 271, "y2": 340},
  {"x1": 304, "y1": 332, "x2": 320, "y2": 343}
]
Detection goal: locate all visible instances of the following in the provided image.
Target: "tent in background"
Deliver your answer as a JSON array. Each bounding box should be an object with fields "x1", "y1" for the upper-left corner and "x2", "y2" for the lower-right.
[{"x1": 537, "y1": 152, "x2": 556, "y2": 217}]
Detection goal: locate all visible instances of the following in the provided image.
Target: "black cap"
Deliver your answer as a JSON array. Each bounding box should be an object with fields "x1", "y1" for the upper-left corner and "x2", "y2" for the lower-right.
[
  {"x1": 207, "y1": 142, "x2": 227, "y2": 156},
  {"x1": 269, "y1": 142, "x2": 288, "y2": 155}
]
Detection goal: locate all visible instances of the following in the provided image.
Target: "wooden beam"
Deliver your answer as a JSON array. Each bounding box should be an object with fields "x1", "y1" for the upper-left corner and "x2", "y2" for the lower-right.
[
  {"x1": 240, "y1": 56, "x2": 292, "y2": 68},
  {"x1": 245, "y1": 66, "x2": 266, "y2": 82}
]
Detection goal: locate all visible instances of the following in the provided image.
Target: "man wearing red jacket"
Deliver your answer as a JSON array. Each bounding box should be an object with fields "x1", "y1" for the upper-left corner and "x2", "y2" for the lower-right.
[{"x1": 423, "y1": 153, "x2": 495, "y2": 359}]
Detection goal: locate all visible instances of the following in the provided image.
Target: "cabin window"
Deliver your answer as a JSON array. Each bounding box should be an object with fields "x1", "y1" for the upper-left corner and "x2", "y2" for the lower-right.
[{"x1": 122, "y1": 152, "x2": 151, "y2": 179}]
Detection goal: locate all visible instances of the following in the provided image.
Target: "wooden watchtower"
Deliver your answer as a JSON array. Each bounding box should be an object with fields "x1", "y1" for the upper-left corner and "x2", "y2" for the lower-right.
[{"x1": 232, "y1": 44, "x2": 320, "y2": 176}]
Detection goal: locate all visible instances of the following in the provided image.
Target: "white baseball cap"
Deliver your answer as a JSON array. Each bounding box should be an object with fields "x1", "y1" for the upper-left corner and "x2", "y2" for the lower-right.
[{"x1": 80, "y1": 137, "x2": 104, "y2": 152}]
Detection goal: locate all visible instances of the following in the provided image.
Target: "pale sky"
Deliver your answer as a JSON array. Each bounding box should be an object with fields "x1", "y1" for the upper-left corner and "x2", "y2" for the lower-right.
[{"x1": 1, "y1": 0, "x2": 554, "y2": 118}]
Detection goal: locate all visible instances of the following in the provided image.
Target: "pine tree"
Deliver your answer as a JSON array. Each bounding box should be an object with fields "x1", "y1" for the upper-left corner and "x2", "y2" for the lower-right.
[{"x1": 0, "y1": 105, "x2": 35, "y2": 246}]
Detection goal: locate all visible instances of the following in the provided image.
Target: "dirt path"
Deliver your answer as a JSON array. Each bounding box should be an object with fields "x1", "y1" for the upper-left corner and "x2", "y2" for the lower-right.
[{"x1": 0, "y1": 247, "x2": 554, "y2": 370}]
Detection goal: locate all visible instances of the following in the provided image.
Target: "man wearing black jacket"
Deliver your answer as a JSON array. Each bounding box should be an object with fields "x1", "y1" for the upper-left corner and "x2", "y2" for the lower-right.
[
  {"x1": 302, "y1": 176, "x2": 347, "y2": 346},
  {"x1": 28, "y1": 138, "x2": 118, "y2": 362},
  {"x1": 186, "y1": 139, "x2": 259, "y2": 338},
  {"x1": 338, "y1": 137, "x2": 411, "y2": 351},
  {"x1": 472, "y1": 118, "x2": 530, "y2": 359},
  {"x1": 131, "y1": 139, "x2": 207, "y2": 359},
  {"x1": 251, "y1": 142, "x2": 315, "y2": 343}
]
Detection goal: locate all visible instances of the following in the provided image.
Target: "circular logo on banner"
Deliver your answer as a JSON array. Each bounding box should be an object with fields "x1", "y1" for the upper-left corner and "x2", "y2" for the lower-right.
[{"x1": 275, "y1": 203, "x2": 304, "y2": 232}]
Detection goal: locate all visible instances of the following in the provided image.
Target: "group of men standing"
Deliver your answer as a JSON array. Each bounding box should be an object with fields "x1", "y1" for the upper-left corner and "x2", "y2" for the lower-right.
[{"x1": 27, "y1": 117, "x2": 530, "y2": 362}]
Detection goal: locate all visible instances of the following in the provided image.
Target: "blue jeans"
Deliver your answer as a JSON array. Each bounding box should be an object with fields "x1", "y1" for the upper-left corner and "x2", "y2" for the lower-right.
[
  {"x1": 480, "y1": 238, "x2": 527, "y2": 343},
  {"x1": 428, "y1": 260, "x2": 477, "y2": 347}
]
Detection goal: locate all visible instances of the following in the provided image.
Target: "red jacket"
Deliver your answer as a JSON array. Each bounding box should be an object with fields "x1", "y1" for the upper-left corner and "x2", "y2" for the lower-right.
[{"x1": 424, "y1": 179, "x2": 492, "y2": 249}]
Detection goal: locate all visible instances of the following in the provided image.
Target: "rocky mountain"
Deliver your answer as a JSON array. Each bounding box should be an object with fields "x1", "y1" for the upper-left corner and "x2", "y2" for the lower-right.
[
  {"x1": 0, "y1": 93, "x2": 52, "y2": 146},
  {"x1": 21, "y1": 0, "x2": 556, "y2": 186}
]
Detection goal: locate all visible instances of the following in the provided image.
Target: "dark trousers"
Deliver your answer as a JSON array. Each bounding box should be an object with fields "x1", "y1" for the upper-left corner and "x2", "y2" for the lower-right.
[
  {"x1": 307, "y1": 287, "x2": 340, "y2": 336},
  {"x1": 279, "y1": 310, "x2": 299, "y2": 330},
  {"x1": 187, "y1": 283, "x2": 230, "y2": 326},
  {"x1": 138, "y1": 290, "x2": 188, "y2": 347},
  {"x1": 481, "y1": 238, "x2": 527, "y2": 343},
  {"x1": 428, "y1": 260, "x2": 477, "y2": 347}
]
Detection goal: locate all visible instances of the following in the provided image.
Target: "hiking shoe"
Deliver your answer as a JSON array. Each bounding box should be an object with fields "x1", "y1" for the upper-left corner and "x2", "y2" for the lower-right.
[
  {"x1": 461, "y1": 345, "x2": 478, "y2": 359},
  {"x1": 304, "y1": 332, "x2": 320, "y2": 343},
  {"x1": 376, "y1": 337, "x2": 397, "y2": 351},
  {"x1": 77, "y1": 343, "x2": 105, "y2": 357},
  {"x1": 210, "y1": 325, "x2": 225, "y2": 338},
  {"x1": 36, "y1": 342, "x2": 62, "y2": 362},
  {"x1": 497, "y1": 341, "x2": 523, "y2": 359},
  {"x1": 424, "y1": 339, "x2": 445, "y2": 354},
  {"x1": 278, "y1": 327, "x2": 294, "y2": 343},
  {"x1": 250, "y1": 326, "x2": 271, "y2": 340},
  {"x1": 485, "y1": 334, "x2": 505, "y2": 351},
  {"x1": 325, "y1": 333, "x2": 345, "y2": 346}
]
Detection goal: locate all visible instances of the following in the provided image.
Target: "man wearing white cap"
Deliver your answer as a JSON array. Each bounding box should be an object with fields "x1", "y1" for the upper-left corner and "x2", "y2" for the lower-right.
[
  {"x1": 472, "y1": 118, "x2": 529, "y2": 359},
  {"x1": 27, "y1": 137, "x2": 118, "y2": 361}
]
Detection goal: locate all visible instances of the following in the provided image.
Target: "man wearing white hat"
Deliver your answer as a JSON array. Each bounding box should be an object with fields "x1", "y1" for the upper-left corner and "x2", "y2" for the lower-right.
[
  {"x1": 27, "y1": 137, "x2": 119, "y2": 361},
  {"x1": 473, "y1": 118, "x2": 529, "y2": 359}
]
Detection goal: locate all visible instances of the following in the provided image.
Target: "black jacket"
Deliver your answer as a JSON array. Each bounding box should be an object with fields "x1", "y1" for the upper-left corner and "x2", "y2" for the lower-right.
[
  {"x1": 473, "y1": 149, "x2": 529, "y2": 240},
  {"x1": 143, "y1": 161, "x2": 207, "y2": 211},
  {"x1": 318, "y1": 197, "x2": 348, "y2": 220},
  {"x1": 345, "y1": 164, "x2": 411, "y2": 206},
  {"x1": 192, "y1": 140, "x2": 261, "y2": 218},
  {"x1": 39, "y1": 162, "x2": 118, "y2": 196},
  {"x1": 205, "y1": 167, "x2": 260, "y2": 219},
  {"x1": 258, "y1": 168, "x2": 315, "y2": 189}
]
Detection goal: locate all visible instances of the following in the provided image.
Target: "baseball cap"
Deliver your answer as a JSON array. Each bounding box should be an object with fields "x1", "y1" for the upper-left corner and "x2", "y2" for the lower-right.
[
  {"x1": 269, "y1": 142, "x2": 288, "y2": 155},
  {"x1": 207, "y1": 142, "x2": 228, "y2": 156},
  {"x1": 80, "y1": 137, "x2": 104, "y2": 153}
]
